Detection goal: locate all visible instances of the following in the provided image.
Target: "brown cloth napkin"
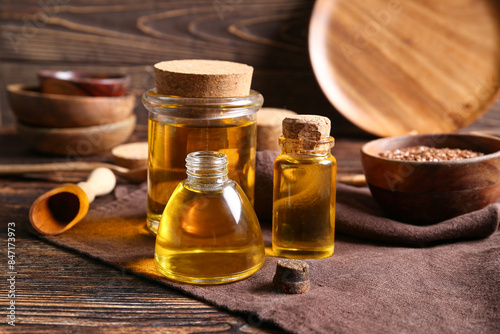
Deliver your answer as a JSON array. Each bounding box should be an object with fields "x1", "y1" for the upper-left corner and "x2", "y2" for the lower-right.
[
  {"x1": 335, "y1": 184, "x2": 500, "y2": 247},
  {"x1": 31, "y1": 151, "x2": 500, "y2": 333},
  {"x1": 255, "y1": 151, "x2": 500, "y2": 247}
]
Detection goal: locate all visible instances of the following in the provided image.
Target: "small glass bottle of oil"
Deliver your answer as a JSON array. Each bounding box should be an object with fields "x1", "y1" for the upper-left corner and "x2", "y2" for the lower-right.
[
  {"x1": 155, "y1": 151, "x2": 266, "y2": 284},
  {"x1": 272, "y1": 115, "x2": 336, "y2": 259}
]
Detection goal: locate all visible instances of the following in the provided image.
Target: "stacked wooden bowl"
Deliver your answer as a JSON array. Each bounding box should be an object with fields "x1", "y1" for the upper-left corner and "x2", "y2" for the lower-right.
[{"x1": 7, "y1": 71, "x2": 136, "y2": 155}]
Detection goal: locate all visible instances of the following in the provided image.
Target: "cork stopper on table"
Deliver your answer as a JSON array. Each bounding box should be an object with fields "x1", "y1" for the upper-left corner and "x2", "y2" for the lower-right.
[
  {"x1": 273, "y1": 259, "x2": 311, "y2": 294},
  {"x1": 154, "y1": 59, "x2": 253, "y2": 97},
  {"x1": 257, "y1": 107, "x2": 297, "y2": 151}
]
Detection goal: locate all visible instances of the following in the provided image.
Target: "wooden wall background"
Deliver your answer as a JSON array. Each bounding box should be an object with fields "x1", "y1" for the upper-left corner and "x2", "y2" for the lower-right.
[{"x1": 1, "y1": 0, "x2": 499, "y2": 136}]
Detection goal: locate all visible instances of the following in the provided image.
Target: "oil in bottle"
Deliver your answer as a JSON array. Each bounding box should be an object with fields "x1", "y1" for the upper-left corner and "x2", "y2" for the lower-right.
[
  {"x1": 155, "y1": 151, "x2": 265, "y2": 284},
  {"x1": 147, "y1": 117, "x2": 256, "y2": 231},
  {"x1": 272, "y1": 115, "x2": 336, "y2": 259}
]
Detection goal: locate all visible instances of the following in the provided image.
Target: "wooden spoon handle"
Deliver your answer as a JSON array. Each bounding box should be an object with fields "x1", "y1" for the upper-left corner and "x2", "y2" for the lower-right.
[
  {"x1": 0, "y1": 161, "x2": 114, "y2": 174},
  {"x1": 338, "y1": 174, "x2": 367, "y2": 187},
  {"x1": 77, "y1": 167, "x2": 117, "y2": 203}
]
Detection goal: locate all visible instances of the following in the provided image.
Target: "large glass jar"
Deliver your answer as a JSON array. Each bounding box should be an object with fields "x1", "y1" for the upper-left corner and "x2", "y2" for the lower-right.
[{"x1": 143, "y1": 89, "x2": 263, "y2": 234}]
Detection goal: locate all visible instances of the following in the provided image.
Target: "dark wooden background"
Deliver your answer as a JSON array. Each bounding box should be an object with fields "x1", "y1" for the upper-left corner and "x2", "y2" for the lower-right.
[
  {"x1": 2, "y1": 0, "x2": 498, "y2": 136},
  {"x1": 0, "y1": 0, "x2": 361, "y2": 132}
]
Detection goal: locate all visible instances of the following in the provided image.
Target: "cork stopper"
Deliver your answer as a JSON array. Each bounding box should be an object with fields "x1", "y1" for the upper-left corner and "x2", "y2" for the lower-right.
[
  {"x1": 154, "y1": 59, "x2": 253, "y2": 97},
  {"x1": 281, "y1": 115, "x2": 331, "y2": 151},
  {"x1": 282, "y1": 115, "x2": 331, "y2": 140},
  {"x1": 273, "y1": 259, "x2": 310, "y2": 294}
]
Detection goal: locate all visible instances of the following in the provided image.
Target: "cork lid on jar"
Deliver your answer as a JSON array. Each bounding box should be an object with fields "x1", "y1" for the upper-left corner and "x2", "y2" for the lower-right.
[
  {"x1": 282, "y1": 115, "x2": 332, "y2": 151},
  {"x1": 282, "y1": 115, "x2": 331, "y2": 140},
  {"x1": 154, "y1": 59, "x2": 253, "y2": 97}
]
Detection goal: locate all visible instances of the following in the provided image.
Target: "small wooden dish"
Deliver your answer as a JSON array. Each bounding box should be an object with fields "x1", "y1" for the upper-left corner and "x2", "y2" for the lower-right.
[
  {"x1": 309, "y1": 0, "x2": 500, "y2": 137},
  {"x1": 7, "y1": 84, "x2": 136, "y2": 128},
  {"x1": 361, "y1": 134, "x2": 500, "y2": 224},
  {"x1": 38, "y1": 70, "x2": 130, "y2": 97},
  {"x1": 111, "y1": 142, "x2": 148, "y2": 170},
  {"x1": 17, "y1": 114, "x2": 136, "y2": 156}
]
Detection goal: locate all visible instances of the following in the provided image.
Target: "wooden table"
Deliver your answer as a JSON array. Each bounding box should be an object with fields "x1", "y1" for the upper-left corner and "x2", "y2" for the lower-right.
[
  {"x1": 0, "y1": 125, "x2": 366, "y2": 333},
  {"x1": 2, "y1": 97, "x2": 500, "y2": 332}
]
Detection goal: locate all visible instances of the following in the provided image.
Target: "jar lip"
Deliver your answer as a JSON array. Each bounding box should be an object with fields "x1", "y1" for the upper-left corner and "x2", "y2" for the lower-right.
[
  {"x1": 143, "y1": 88, "x2": 263, "y2": 107},
  {"x1": 185, "y1": 151, "x2": 229, "y2": 180},
  {"x1": 186, "y1": 151, "x2": 228, "y2": 164},
  {"x1": 143, "y1": 88, "x2": 263, "y2": 119}
]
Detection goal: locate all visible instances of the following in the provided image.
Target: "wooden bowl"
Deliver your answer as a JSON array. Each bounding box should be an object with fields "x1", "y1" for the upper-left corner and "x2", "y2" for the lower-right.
[
  {"x1": 38, "y1": 70, "x2": 130, "y2": 97},
  {"x1": 361, "y1": 134, "x2": 500, "y2": 224},
  {"x1": 17, "y1": 114, "x2": 136, "y2": 156},
  {"x1": 7, "y1": 84, "x2": 136, "y2": 128}
]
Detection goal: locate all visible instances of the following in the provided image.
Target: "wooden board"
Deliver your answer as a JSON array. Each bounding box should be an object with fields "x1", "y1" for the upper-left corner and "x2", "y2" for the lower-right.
[{"x1": 309, "y1": 0, "x2": 500, "y2": 137}]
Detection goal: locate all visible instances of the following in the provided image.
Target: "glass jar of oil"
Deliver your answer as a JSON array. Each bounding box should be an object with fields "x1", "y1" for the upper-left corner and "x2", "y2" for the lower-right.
[
  {"x1": 155, "y1": 151, "x2": 266, "y2": 284},
  {"x1": 143, "y1": 89, "x2": 263, "y2": 234},
  {"x1": 272, "y1": 115, "x2": 336, "y2": 259}
]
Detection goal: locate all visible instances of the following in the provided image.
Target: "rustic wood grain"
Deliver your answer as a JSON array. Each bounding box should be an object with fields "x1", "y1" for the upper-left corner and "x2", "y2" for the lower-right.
[
  {"x1": 309, "y1": 0, "x2": 500, "y2": 137},
  {"x1": 1, "y1": 0, "x2": 361, "y2": 135},
  {"x1": 1, "y1": 0, "x2": 500, "y2": 328},
  {"x1": 2, "y1": 0, "x2": 500, "y2": 136}
]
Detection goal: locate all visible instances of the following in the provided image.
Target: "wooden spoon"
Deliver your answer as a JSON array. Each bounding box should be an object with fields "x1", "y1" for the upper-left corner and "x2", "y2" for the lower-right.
[
  {"x1": 0, "y1": 141, "x2": 148, "y2": 182},
  {"x1": 29, "y1": 167, "x2": 116, "y2": 235},
  {"x1": 0, "y1": 161, "x2": 146, "y2": 183}
]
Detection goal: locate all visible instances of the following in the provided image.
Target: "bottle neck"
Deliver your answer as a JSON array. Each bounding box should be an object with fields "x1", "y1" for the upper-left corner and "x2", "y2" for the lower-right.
[
  {"x1": 185, "y1": 151, "x2": 229, "y2": 189},
  {"x1": 279, "y1": 136, "x2": 335, "y2": 156}
]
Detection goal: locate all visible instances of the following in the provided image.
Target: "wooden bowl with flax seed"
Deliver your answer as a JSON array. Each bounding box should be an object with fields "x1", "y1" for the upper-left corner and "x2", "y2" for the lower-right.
[{"x1": 361, "y1": 134, "x2": 500, "y2": 225}]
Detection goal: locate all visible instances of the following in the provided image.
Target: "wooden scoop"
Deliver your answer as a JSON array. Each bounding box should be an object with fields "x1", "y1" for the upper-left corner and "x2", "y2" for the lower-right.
[{"x1": 29, "y1": 167, "x2": 116, "y2": 235}]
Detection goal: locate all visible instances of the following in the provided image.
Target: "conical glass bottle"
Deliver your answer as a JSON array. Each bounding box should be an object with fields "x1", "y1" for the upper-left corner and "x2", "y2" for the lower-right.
[{"x1": 155, "y1": 151, "x2": 266, "y2": 284}]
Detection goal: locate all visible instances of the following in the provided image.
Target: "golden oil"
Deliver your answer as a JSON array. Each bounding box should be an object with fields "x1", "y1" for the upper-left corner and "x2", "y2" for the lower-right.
[
  {"x1": 147, "y1": 119, "x2": 256, "y2": 230},
  {"x1": 155, "y1": 151, "x2": 265, "y2": 284},
  {"x1": 143, "y1": 90, "x2": 263, "y2": 234},
  {"x1": 273, "y1": 153, "x2": 336, "y2": 259},
  {"x1": 272, "y1": 115, "x2": 336, "y2": 259}
]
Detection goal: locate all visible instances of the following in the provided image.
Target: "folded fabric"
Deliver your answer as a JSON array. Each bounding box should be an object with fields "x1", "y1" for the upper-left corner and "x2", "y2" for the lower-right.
[
  {"x1": 336, "y1": 184, "x2": 500, "y2": 246},
  {"x1": 255, "y1": 151, "x2": 500, "y2": 247},
  {"x1": 31, "y1": 182, "x2": 500, "y2": 334},
  {"x1": 25, "y1": 150, "x2": 500, "y2": 333}
]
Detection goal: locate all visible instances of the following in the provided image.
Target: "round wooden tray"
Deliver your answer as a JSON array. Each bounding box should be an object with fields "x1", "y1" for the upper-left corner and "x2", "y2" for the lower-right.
[{"x1": 309, "y1": 0, "x2": 500, "y2": 137}]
